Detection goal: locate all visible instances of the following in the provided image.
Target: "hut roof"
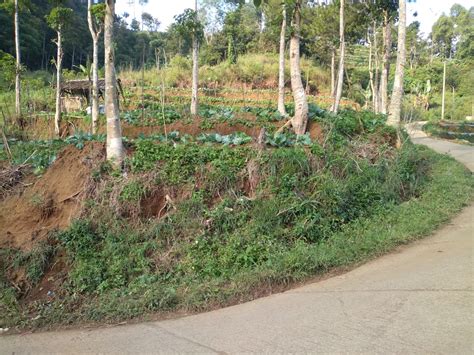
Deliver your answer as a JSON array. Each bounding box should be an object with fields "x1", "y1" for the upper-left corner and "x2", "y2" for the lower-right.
[
  {"x1": 61, "y1": 79, "x2": 105, "y2": 92},
  {"x1": 60, "y1": 79, "x2": 123, "y2": 98}
]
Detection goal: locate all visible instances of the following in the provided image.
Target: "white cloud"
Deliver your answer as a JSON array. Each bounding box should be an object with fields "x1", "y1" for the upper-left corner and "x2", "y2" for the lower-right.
[{"x1": 407, "y1": 0, "x2": 473, "y2": 37}]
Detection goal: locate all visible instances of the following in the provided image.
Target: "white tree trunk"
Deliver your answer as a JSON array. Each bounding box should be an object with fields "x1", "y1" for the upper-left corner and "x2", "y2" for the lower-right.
[
  {"x1": 190, "y1": 0, "x2": 199, "y2": 116},
  {"x1": 277, "y1": 4, "x2": 287, "y2": 116},
  {"x1": 14, "y1": 0, "x2": 21, "y2": 120},
  {"x1": 331, "y1": 0, "x2": 345, "y2": 113},
  {"x1": 54, "y1": 28, "x2": 63, "y2": 136},
  {"x1": 91, "y1": 36, "x2": 99, "y2": 133},
  {"x1": 373, "y1": 22, "x2": 380, "y2": 113},
  {"x1": 388, "y1": 0, "x2": 406, "y2": 127},
  {"x1": 441, "y1": 60, "x2": 446, "y2": 120},
  {"x1": 289, "y1": 0, "x2": 308, "y2": 135},
  {"x1": 105, "y1": 0, "x2": 124, "y2": 166},
  {"x1": 368, "y1": 28, "x2": 376, "y2": 112},
  {"x1": 87, "y1": 0, "x2": 101, "y2": 134},
  {"x1": 380, "y1": 11, "x2": 392, "y2": 115},
  {"x1": 190, "y1": 35, "x2": 199, "y2": 115},
  {"x1": 330, "y1": 47, "x2": 336, "y2": 98}
]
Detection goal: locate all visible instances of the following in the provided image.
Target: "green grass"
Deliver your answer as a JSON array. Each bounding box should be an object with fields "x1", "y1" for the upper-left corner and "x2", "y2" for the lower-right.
[
  {"x1": 1, "y1": 109, "x2": 473, "y2": 332},
  {"x1": 1, "y1": 145, "x2": 472, "y2": 331}
]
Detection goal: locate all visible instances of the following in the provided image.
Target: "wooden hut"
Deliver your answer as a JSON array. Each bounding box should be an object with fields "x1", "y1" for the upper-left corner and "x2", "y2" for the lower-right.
[{"x1": 58, "y1": 79, "x2": 124, "y2": 113}]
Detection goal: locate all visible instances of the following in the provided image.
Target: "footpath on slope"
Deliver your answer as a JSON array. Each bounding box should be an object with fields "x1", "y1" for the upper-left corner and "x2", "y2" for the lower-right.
[{"x1": 1, "y1": 124, "x2": 473, "y2": 353}]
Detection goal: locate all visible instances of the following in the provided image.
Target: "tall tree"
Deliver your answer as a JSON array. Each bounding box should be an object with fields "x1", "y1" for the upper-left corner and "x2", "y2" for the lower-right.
[
  {"x1": 363, "y1": 0, "x2": 398, "y2": 114},
  {"x1": 47, "y1": 1, "x2": 73, "y2": 136},
  {"x1": 277, "y1": 2, "x2": 287, "y2": 116},
  {"x1": 14, "y1": 0, "x2": 20, "y2": 121},
  {"x1": 431, "y1": 14, "x2": 455, "y2": 59},
  {"x1": 307, "y1": 3, "x2": 338, "y2": 94},
  {"x1": 387, "y1": 0, "x2": 406, "y2": 127},
  {"x1": 1, "y1": 0, "x2": 26, "y2": 121},
  {"x1": 174, "y1": 6, "x2": 204, "y2": 116},
  {"x1": 105, "y1": 0, "x2": 124, "y2": 165},
  {"x1": 288, "y1": 0, "x2": 308, "y2": 135},
  {"x1": 87, "y1": 0, "x2": 105, "y2": 134},
  {"x1": 373, "y1": 21, "x2": 382, "y2": 113},
  {"x1": 331, "y1": 0, "x2": 345, "y2": 113},
  {"x1": 441, "y1": 59, "x2": 446, "y2": 120},
  {"x1": 141, "y1": 12, "x2": 160, "y2": 32},
  {"x1": 254, "y1": 0, "x2": 307, "y2": 134},
  {"x1": 380, "y1": 10, "x2": 392, "y2": 114},
  {"x1": 450, "y1": 4, "x2": 474, "y2": 60},
  {"x1": 191, "y1": 0, "x2": 199, "y2": 116}
]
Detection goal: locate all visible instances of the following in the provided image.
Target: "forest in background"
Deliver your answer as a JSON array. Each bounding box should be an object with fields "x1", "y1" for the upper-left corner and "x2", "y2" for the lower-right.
[{"x1": 0, "y1": 0, "x2": 472, "y2": 122}]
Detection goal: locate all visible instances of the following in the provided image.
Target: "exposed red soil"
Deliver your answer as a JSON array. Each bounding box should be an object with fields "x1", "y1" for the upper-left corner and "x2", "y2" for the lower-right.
[
  {"x1": 1, "y1": 116, "x2": 323, "y2": 251},
  {"x1": 22, "y1": 251, "x2": 70, "y2": 303},
  {"x1": 140, "y1": 188, "x2": 167, "y2": 218},
  {"x1": 19, "y1": 114, "x2": 325, "y2": 146},
  {"x1": 307, "y1": 120, "x2": 325, "y2": 143},
  {"x1": 139, "y1": 184, "x2": 194, "y2": 219},
  {"x1": 0, "y1": 142, "x2": 105, "y2": 251},
  {"x1": 122, "y1": 117, "x2": 272, "y2": 138}
]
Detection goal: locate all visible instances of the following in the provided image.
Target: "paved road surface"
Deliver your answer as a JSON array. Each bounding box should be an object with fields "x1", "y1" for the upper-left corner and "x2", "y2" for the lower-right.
[
  {"x1": 406, "y1": 121, "x2": 474, "y2": 171},
  {"x1": 1, "y1": 125, "x2": 473, "y2": 354}
]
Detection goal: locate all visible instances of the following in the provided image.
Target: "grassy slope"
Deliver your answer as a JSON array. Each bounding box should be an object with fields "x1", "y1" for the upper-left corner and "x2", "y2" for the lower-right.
[
  {"x1": 1, "y1": 142, "x2": 472, "y2": 331},
  {"x1": 157, "y1": 147, "x2": 473, "y2": 311}
]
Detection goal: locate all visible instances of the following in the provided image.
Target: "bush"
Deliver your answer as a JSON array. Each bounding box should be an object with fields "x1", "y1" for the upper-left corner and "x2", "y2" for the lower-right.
[{"x1": 0, "y1": 50, "x2": 16, "y2": 90}]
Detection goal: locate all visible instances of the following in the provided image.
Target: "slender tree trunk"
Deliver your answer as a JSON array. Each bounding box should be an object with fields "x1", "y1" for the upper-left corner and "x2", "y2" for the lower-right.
[
  {"x1": 441, "y1": 60, "x2": 446, "y2": 120},
  {"x1": 373, "y1": 22, "x2": 380, "y2": 113},
  {"x1": 54, "y1": 28, "x2": 63, "y2": 136},
  {"x1": 289, "y1": 0, "x2": 308, "y2": 135},
  {"x1": 14, "y1": 0, "x2": 21, "y2": 121},
  {"x1": 388, "y1": 0, "x2": 406, "y2": 127},
  {"x1": 368, "y1": 28, "x2": 375, "y2": 111},
  {"x1": 331, "y1": 0, "x2": 345, "y2": 113},
  {"x1": 105, "y1": 0, "x2": 124, "y2": 166},
  {"x1": 380, "y1": 11, "x2": 391, "y2": 115},
  {"x1": 87, "y1": 0, "x2": 101, "y2": 134},
  {"x1": 451, "y1": 86, "x2": 454, "y2": 119},
  {"x1": 91, "y1": 36, "x2": 99, "y2": 133},
  {"x1": 190, "y1": 0, "x2": 199, "y2": 116},
  {"x1": 277, "y1": 4, "x2": 287, "y2": 116},
  {"x1": 330, "y1": 47, "x2": 336, "y2": 98}
]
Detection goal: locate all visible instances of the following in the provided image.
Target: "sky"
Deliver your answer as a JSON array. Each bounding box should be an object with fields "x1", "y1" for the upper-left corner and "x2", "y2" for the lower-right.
[{"x1": 116, "y1": 0, "x2": 473, "y2": 37}]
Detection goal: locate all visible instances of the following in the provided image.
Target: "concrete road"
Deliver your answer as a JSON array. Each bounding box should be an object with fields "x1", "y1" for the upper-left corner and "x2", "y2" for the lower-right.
[
  {"x1": 406, "y1": 121, "x2": 474, "y2": 171},
  {"x1": 1, "y1": 125, "x2": 473, "y2": 354}
]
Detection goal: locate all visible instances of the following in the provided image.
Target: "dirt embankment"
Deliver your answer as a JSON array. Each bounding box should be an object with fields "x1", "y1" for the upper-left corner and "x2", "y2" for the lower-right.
[
  {"x1": 0, "y1": 143, "x2": 105, "y2": 251},
  {"x1": 0, "y1": 118, "x2": 324, "y2": 252}
]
